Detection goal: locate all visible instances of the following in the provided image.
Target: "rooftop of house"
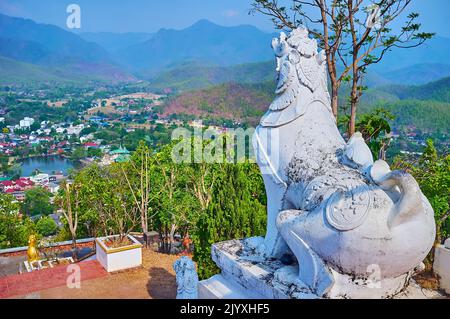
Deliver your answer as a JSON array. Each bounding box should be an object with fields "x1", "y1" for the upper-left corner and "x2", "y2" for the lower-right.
[
  {"x1": 1, "y1": 180, "x2": 14, "y2": 186},
  {"x1": 115, "y1": 154, "x2": 131, "y2": 163},
  {"x1": 0, "y1": 178, "x2": 34, "y2": 189},
  {"x1": 84, "y1": 142, "x2": 99, "y2": 147},
  {"x1": 109, "y1": 146, "x2": 130, "y2": 155}
]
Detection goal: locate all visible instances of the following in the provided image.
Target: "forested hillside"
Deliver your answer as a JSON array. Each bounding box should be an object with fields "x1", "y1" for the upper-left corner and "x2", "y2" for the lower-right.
[
  {"x1": 159, "y1": 82, "x2": 274, "y2": 126},
  {"x1": 379, "y1": 77, "x2": 450, "y2": 103},
  {"x1": 158, "y1": 77, "x2": 449, "y2": 135},
  {"x1": 147, "y1": 61, "x2": 275, "y2": 92}
]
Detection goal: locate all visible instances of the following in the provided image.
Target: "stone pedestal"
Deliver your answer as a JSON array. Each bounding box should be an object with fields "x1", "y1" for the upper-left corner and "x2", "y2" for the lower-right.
[
  {"x1": 198, "y1": 237, "x2": 318, "y2": 299},
  {"x1": 433, "y1": 242, "x2": 450, "y2": 294},
  {"x1": 199, "y1": 274, "x2": 265, "y2": 299},
  {"x1": 198, "y1": 237, "x2": 438, "y2": 299}
]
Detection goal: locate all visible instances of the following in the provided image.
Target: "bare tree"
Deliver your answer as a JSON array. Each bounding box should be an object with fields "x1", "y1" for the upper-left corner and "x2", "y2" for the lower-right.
[
  {"x1": 103, "y1": 168, "x2": 140, "y2": 243},
  {"x1": 251, "y1": 0, "x2": 433, "y2": 136},
  {"x1": 161, "y1": 163, "x2": 178, "y2": 250},
  {"x1": 59, "y1": 182, "x2": 79, "y2": 258},
  {"x1": 190, "y1": 162, "x2": 215, "y2": 211},
  {"x1": 120, "y1": 145, "x2": 151, "y2": 234}
]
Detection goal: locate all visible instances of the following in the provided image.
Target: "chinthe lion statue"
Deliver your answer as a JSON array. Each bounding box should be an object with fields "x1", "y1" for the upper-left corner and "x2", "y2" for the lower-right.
[{"x1": 252, "y1": 27, "x2": 436, "y2": 298}]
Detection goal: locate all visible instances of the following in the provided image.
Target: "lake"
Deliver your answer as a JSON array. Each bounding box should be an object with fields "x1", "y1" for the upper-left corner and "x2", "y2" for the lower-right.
[{"x1": 20, "y1": 156, "x2": 80, "y2": 177}]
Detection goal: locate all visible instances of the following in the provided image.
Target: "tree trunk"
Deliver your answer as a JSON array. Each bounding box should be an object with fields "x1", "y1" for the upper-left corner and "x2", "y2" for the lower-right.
[
  {"x1": 71, "y1": 236, "x2": 77, "y2": 260},
  {"x1": 429, "y1": 225, "x2": 441, "y2": 273},
  {"x1": 169, "y1": 224, "x2": 176, "y2": 244},
  {"x1": 349, "y1": 100, "x2": 357, "y2": 137},
  {"x1": 331, "y1": 84, "x2": 339, "y2": 120},
  {"x1": 141, "y1": 217, "x2": 147, "y2": 235},
  {"x1": 349, "y1": 71, "x2": 359, "y2": 137}
]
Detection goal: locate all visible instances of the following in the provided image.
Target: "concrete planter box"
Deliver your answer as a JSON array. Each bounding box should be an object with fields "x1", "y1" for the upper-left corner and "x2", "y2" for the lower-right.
[
  {"x1": 434, "y1": 240, "x2": 450, "y2": 294},
  {"x1": 95, "y1": 235, "x2": 143, "y2": 272}
]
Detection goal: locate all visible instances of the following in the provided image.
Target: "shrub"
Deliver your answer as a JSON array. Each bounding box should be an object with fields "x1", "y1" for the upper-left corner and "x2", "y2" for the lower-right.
[{"x1": 36, "y1": 216, "x2": 58, "y2": 236}]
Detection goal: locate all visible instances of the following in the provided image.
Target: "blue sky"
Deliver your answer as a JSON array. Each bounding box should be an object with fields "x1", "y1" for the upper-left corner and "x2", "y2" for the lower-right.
[{"x1": 0, "y1": 0, "x2": 448, "y2": 37}]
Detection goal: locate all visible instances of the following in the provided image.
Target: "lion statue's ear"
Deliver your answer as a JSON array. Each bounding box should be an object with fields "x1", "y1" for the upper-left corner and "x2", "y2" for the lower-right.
[{"x1": 288, "y1": 50, "x2": 301, "y2": 64}]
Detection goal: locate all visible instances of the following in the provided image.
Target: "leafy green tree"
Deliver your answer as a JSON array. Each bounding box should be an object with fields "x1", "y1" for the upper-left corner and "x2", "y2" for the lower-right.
[
  {"x1": 149, "y1": 142, "x2": 198, "y2": 252},
  {"x1": 6, "y1": 164, "x2": 22, "y2": 180},
  {"x1": 0, "y1": 193, "x2": 36, "y2": 248},
  {"x1": 64, "y1": 163, "x2": 139, "y2": 241},
  {"x1": 58, "y1": 166, "x2": 100, "y2": 239},
  {"x1": 193, "y1": 162, "x2": 267, "y2": 279},
  {"x1": 70, "y1": 146, "x2": 86, "y2": 160},
  {"x1": 30, "y1": 122, "x2": 40, "y2": 132},
  {"x1": 97, "y1": 164, "x2": 140, "y2": 240},
  {"x1": 339, "y1": 108, "x2": 395, "y2": 158},
  {"x1": 21, "y1": 187, "x2": 54, "y2": 216},
  {"x1": 36, "y1": 216, "x2": 58, "y2": 236},
  {"x1": 87, "y1": 147, "x2": 102, "y2": 158},
  {"x1": 0, "y1": 155, "x2": 10, "y2": 175},
  {"x1": 55, "y1": 181, "x2": 80, "y2": 253},
  {"x1": 59, "y1": 137, "x2": 267, "y2": 269},
  {"x1": 394, "y1": 139, "x2": 450, "y2": 266},
  {"x1": 120, "y1": 141, "x2": 153, "y2": 234}
]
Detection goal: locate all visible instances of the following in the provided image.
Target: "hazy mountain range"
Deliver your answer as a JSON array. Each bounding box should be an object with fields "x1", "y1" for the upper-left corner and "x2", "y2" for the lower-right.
[
  {"x1": 1, "y1": 13, "x2": 450, "y2": 88},
  {"x1": 0, "y1": 13, "x2": 134, "y2": 83},
  {"x1": 113, "y1": 19, "x2": 275, "y2": 76},
  {"x1": 78, "y1": 32, "x2": 154, "y2": 53}
]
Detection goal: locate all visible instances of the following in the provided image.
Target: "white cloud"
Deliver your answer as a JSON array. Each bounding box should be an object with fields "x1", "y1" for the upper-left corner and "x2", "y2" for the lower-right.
[
  {"x1": 222, "y1": 9, "x2": 239, "y2": 18},
  {"x1": 0, "y1": 1, "x2": 24, "y2": 16}
]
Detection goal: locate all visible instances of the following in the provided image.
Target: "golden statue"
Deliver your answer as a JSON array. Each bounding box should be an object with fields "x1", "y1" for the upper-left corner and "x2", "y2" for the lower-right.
[{"x1": 27, "y1": 234, "x2": 39, "y2": 263}]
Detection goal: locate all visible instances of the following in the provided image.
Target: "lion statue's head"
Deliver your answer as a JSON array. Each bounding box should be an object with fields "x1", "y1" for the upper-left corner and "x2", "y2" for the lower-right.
[{"x1": 269, "y1": 27, "x2": 327, "y2": 112}]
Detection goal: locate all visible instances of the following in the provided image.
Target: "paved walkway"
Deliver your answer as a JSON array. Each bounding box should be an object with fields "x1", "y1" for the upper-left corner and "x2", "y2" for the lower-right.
[
  {"x1": 7, "y1": 250, "x2": 181, "y2": 299},
  {"x1": 0, "y1": 260, "x2": 107, "y2": 298},
  {"x1": 0, "y1": 255, "x2": 27, "y2": 277}
]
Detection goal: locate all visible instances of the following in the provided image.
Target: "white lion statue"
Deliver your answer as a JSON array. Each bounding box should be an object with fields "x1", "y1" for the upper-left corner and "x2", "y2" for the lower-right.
[{"x1": 252, "y1": 27, "x2": 436, "y2": 298}]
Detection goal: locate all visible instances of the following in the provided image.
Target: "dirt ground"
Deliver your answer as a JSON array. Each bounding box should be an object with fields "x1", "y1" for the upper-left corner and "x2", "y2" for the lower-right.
[{"x1": 16, "y1": 249, "x2": 182, "y2": 299}]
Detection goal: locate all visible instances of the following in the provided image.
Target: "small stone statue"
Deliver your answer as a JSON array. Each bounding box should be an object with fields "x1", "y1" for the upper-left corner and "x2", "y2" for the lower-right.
[
  {"x1": 27, "y1": 234, "x2": 39, "y2": 263},
  {"x1": 173, "y1": 256, "x2": 198, "y2": 299}
]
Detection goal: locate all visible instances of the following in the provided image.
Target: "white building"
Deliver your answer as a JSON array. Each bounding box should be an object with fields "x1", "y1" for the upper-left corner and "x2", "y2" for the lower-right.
[
  {"x1": 66, "y1": 124, "x2": 84, "y2": 136},
  {"x1": 19, "y1": 117, "x2": 35, "y2": 129},
  {"x1": 48, "y1": 183, "x2": 60, "y2": 194},
  {"x1": 80, "y1": 133, "x2": 94, "y2": 143},
  {"x1": 30, "y1": 173, "x2": 50, "y2": 187}
]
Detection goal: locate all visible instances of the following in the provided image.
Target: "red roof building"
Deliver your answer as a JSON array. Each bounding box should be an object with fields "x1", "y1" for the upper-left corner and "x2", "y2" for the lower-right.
[
  {"x1": 1, "y1": 178, "x2": 34, "y2": 194},
  {"x1": 84, "y1": 142, "x2": 99, "y2": 148},
  {"x1": 1, "y1": 180, "x2": 14, "y2": 187}
]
